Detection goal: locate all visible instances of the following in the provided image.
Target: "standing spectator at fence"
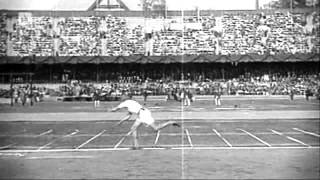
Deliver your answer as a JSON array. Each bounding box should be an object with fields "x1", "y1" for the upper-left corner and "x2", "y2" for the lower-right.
[
  {"x1": 13, "y1": 87, "x2": 19, "y2": 104},
  {"x1": 143, "y1": 89, "x2": 148, "y2": 103},
  {"x1": 26, "y1": 86, "x2": 33, "y2": 106},
  {"x1": 289, "y1": 87, "x2": 294, "y2": 101},
  {"x1": 93, "y1": 89, "x2": 100, "y2": 108},
  {"x1": 184, "y1": 89, "x2": 191, "y2": 106},
  {"x1": 188, "y1": 88, "x2": 195, "y2": 103},
  {"x1": 214, "y1": 84, "x2": 222, "y2": 106},
  {"x1": 180, "y1": 88, "x2": 185, "y2": 105},
  {"x1": 305, "y1": 87, "x2": 312, "y2": 101},
  {"x1": 19, "y1": 88, "x2": 26, "y2": 106}
]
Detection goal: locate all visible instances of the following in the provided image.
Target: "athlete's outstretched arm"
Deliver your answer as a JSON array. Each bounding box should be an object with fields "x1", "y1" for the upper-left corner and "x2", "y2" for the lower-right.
[
  {"x1": 117, "y1": 113, "x2": 132, "y2": 125},
  {"x1": 111, "y1": 106, "x2": 120, "y2": 112}
]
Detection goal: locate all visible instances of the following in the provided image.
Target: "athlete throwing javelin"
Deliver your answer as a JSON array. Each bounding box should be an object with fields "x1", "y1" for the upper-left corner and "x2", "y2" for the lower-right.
[{"x1": 111, "y1": 99, "x2": 180, "y2": 148}]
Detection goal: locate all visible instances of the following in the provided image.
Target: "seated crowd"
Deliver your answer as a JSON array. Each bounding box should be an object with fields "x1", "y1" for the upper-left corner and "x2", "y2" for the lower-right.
[
  {"x1": 2, "y1": 70, "x2": 319, "y2": 102},
  {"x1": 24, "y1": 72, "x2": 320, "y2": 98},
  {"x1": 0, "y1": 11, "x2": 319, "y2": 56}
]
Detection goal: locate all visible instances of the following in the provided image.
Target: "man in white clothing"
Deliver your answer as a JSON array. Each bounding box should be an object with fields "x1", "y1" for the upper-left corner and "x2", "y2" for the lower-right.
[{"x1": 111, "y1": 99, "x2": 180, "y2": 148}]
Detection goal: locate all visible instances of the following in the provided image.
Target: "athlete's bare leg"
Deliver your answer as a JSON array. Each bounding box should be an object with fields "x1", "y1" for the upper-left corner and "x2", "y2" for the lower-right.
[
  {"x1": 132, "y1": 130, "x2": 138, "y2": 148},
  {"x1": 130, "y1": 121, "x2": 142, "y2": 148},
  {"x1": 114, "y1": 120, "x2": 141, "y2": 149},
  {"x1": 149, "y1": 121, "x2": 180, "y2": 131}
]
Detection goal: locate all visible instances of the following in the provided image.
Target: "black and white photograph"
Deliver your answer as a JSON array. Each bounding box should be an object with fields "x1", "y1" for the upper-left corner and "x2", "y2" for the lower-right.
[{"x1": 0, "y1": 0, "x2": 319, "y2": 179}]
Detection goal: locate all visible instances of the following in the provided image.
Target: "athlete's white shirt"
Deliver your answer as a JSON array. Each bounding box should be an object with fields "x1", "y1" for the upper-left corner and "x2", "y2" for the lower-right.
[
  {"x1": 117, "y1": 99, "x2": 154, "y2": 125},
  {"x1": 117, "y1": 100, "x2": 143, "y2": 114}
]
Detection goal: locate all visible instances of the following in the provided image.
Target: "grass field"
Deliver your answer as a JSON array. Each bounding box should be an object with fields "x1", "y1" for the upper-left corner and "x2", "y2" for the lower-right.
[{"x1": 0, "y1": 96, "x2": 319, "y2": 179}]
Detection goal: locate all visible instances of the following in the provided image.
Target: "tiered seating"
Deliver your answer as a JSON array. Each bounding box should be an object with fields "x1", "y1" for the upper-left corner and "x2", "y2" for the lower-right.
[
  {"x1": 1, "y1": 11, "x2": 318, "y2": 56},
  {"x1": 57, "y1": 16, "x2": 101, "y2": 56},
  {"x1": 10, "y1": 16, "x2": 54, "y2": 56},
  {"x1": 0, "y1": 13, "x2": 7, "y2": 56}
]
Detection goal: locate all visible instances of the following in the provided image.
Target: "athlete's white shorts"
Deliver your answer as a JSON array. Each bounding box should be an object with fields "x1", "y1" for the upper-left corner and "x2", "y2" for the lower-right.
[{"x1": 136, "y1": 108, "x2": 155, "y2": 126}]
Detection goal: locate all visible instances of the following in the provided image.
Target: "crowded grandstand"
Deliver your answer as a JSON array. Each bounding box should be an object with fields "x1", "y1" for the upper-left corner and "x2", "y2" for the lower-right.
[{"x1": 0, "y1": 0, "x2": 319, "y2": 102}]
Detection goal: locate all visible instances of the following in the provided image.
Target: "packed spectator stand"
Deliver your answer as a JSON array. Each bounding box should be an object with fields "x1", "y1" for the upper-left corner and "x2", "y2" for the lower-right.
[
  {"x1": 0, "y1": 10, "x2": 319, "y2": 101},
  {"x1": 0, "y1": 10, "x2": 319, "y2": 56}
]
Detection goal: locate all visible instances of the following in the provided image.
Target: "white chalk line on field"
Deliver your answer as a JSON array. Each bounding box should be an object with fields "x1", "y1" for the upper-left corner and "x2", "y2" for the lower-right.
[
  {"x1": 0, "y1": 131, "x2": 314, "y2": 138},
  {"x1": 76, "y1": 130, "x2": 106, "y2": 149},
  {"x1": 25, "y1": 155, "x2": 94, "y2": 160},
  {"x1": 292, "y1": 128, "x2": 320, "y2": 137},
  {"x1": 37, "y1": 129, "x2": 79, "y2": 151},
  {"x1": 154, "y1": 130, "x2": 160, "y2": 145},
  {"x1": 36, "y1": 129, "x2": 53, "y2": 137},
  {"x1": 0, "y1": 144, "x2": 16, "y2": 150},
  {"x1": 238, "y1": 129, "x2": 272, "y2": 147},
  {"x1": 185, "y1": 129, "x2": 193, "y2": 147},
  {"x1": 270, "y1": 129, "x2": 312, "y2": 147},
  {"x1": 0, "y1": 146, "x2": 319, "y2": 154},
  {"x1": 212, "y1": 129, "x2": 232, "y2": 147}
]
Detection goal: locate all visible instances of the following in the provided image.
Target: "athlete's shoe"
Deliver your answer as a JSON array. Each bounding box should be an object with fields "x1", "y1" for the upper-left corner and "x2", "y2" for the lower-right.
[
  {"x1": 132, "y1": 146, "x2": 142, "y2": 150},
  {"x1": 172, "y1": 122, "x2": 181, "y2": 127}
]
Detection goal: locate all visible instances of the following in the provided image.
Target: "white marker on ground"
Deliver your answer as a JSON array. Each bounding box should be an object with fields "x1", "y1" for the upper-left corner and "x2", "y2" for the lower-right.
[
  {"x1": 76, "y1": 130, "x2": 106, "y2": 149},
  {"x1": 293, "y1": 128, "x2": 320, "y2": 137},
  {"x1": 286, "y1": 136, "x2": 311, "y2": 147},
  {"x1": 185, "y1": 129, "x2": 193, "y2": 147},
  {"x1": 0, "y1": 146, "x2": 319, "y2": 153},
  {"x1": 37, "y1": 129, "x2": 53, "y2": 137},
  {"x1": 212, "y1": 129, "x2": 232, "y2": 147},
  {"x1": 114, "y1": 132, "x2": 132, "y2": 149},
  {"x1": 0, "y1": 144, "x2": 15, "y2": 150},
  {"x1": 37, "y1": 129, "x2": 79, "y2": 151},
  {"x1": 238, "y1": 129, "x2": 271, "y2": 147},
  {"x1": 154, "y1": 130, "x2": 160, "y2": 145},
  {"x1": 26, "y1": 155, "x2": 93, "y2": 160},
  {"x1": 270, "y1": 129, "x2": 311, "y2": 147}
]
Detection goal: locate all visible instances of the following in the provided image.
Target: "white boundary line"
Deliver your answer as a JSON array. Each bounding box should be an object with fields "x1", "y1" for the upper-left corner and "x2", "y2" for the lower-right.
[
  {"x1": 113, "y1": 135, "x2": 127, "y2": 149},
  {"x1": 36, "y1": 129, "x2": 53, "y2": 137},
  {"x1": 185, "y1": 129, "x2": 193, "y2": 147},
  {"x1": 76, "y1": 130, "x2": 106, "y2": 149},
  {"x1": 270, "y1": 129, "x2": 311, "y2": 147},
  {"x1": 154, "y1": 130, "x2": 160, "y2": 145},
  {"x1": 0, "y1": 131, "x2": 309, "y2": 138},
  {"x1": 0, "y1": 146, "x2": 319, "y2": 153},
  {"x1": 176, "y1": 119, "x2": 320, "y2": 123},
  {"x1": 37, "y1": 129, "x2": 79, "y2": 151},
  {"x1": 238, "y1": 129, "x2": 271, "y2": 147},
  {"x1": 212, "y1": 129, "x2": 232, "y2": 147},
  {"x1": 25, "y1": 156, "x2": 94, "y2": 159},
  {"x1": 293, "y1": 128, "x2": 320, "y2": 137},
  {"x1": 0, "y1": 131, "x2": 308, "y2": 138},
  {"x1": 215, "y1": 107, "x2": 255, "y2": 110},
  {"x1": 0, "y1": 143, "x2": 15, "y2": 149},
  {"x1": 286, "y1": 137, "x2": 312, "y2": 147},
  {"x1": 270, "y1": 129, "x2": 283, "y2": 136}
]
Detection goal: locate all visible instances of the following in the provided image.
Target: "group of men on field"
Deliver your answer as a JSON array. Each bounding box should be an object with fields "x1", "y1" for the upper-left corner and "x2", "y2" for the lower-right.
[{"x1": 11, "y1": 85, "x2": 43, "y2": 106}]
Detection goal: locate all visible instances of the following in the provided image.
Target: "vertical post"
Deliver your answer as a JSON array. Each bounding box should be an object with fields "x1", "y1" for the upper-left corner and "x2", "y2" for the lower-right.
[
  {"x1": 10, "y1": 73, "x2": 13, "y2": 107},
  {"x1": 30, "y1": 54, "x2": 35, "y2": 106},
  {"x1": 50, "y1": 65, "x2": 53, "y2": 82},
  {"x1": 164, "y1": 0, "x2": 167, "y2": 18},
  {"x1": 96, "y1": 60, "x2": 100, "y2": 83},
  {"x1": 30, "y1": 73, "x2": 33, "y2": 106}
]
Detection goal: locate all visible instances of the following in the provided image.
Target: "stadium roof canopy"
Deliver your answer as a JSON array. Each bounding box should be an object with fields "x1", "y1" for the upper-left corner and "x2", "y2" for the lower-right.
[
  {"x1": 0, "y1": 54, "x2": 318, "y2": 65},
  {"x1": 0, "y1": 0, "x2": 263, "y2": 11}
]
